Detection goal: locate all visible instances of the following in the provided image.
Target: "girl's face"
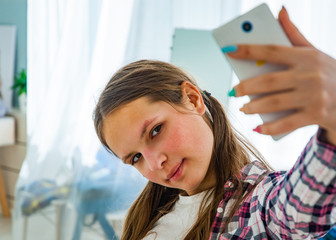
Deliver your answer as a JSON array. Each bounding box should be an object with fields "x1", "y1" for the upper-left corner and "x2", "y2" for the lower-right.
[{"x1": 102, "y1": 82, "x2": 215, "y2": 195}]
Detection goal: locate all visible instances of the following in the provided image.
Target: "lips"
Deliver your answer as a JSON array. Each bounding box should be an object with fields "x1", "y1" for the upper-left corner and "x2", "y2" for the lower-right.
[{"x1": 167, "y1": 159, "x2": 184, "y2": 181}]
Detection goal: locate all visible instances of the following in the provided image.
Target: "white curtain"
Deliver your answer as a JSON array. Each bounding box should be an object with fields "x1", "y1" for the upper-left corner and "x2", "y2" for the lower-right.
[
  {"x1": 14, "y1": 0, "x2": 142, "y2": 239},
  {"x1": 14, "y1": 0, "x2": 336, "y2": 239}
]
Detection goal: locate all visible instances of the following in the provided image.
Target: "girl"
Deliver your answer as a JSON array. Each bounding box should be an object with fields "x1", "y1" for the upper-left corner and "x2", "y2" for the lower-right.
[{"x1": 94, "y1": 8, "x2": 336, "y2": 240}]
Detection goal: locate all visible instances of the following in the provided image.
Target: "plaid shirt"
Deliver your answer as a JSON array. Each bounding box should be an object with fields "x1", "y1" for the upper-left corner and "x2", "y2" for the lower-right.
[{"x1": 209, "y1": 130, "x2": 336, "y2": 240}]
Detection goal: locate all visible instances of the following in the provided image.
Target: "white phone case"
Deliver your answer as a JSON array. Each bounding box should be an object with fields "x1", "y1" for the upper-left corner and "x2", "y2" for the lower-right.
[{"x1": 212, "y1": 3, "x2": 293, "y2": 140}]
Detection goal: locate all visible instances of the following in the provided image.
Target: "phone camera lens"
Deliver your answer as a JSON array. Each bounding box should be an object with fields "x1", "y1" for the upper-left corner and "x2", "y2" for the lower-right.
[{"x1": 242, "y1": 21, "x2": 253, "y2": 32}]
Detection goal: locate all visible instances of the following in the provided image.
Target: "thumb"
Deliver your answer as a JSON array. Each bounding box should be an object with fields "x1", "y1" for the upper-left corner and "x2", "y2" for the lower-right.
[{"x1": 278, "y1": 6, "x2": 313, "y2": 47}]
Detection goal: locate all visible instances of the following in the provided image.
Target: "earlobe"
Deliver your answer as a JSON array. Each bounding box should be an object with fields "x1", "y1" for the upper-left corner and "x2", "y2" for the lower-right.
[{"x1": 181, "y1": 82, "x2": 206, "y2": 115}]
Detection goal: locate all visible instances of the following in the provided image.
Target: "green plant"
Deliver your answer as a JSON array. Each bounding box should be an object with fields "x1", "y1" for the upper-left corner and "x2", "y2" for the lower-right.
[{"x1": 12, "y1": 69, "x2": 27, "y2": 96}]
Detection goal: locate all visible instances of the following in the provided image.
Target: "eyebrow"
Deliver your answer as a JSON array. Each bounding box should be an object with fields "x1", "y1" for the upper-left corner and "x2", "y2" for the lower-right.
[
  {"x1": 141, "y1": 117, "x2": 156, "y2": 139},
  {"x1": 121, "y1": 117, "x2": 157, "y2": 163}
]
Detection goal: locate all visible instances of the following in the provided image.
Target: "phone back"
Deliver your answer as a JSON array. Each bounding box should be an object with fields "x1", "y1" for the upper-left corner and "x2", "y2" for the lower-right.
[
  {"x1": 212, "y1": 4, "x2": 293, "y2": 140},
  {"x1": 213, "y1": 3, "x2": 292, "y2": 80}
]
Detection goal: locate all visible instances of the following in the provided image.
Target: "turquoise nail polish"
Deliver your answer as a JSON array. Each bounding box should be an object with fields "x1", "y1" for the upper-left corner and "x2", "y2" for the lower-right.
[
  {"x1": 221, "y1": 45, "x2": 238, "y2": 53},
  {"x1": 228, "y1": 88, "x2": 236, "y2": 97}
]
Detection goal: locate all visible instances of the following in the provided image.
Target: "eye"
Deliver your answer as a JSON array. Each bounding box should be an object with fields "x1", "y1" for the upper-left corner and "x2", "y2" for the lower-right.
[
  {"x1": 131, "y1": 153, "x2": 142, "y2": 165},
  {"x1": 151, "y1": 124, "x2": 162, "y2": 138}
]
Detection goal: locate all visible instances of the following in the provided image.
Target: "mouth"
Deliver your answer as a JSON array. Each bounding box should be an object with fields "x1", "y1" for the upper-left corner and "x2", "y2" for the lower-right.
[{"x1": 167, "y1": 159, "x2": 185, "y2": 181}]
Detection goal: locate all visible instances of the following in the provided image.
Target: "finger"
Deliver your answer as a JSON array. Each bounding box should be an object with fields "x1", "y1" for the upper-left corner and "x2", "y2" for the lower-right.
[
  {"x1": 227, "y1": 44, "x2": 299, "y2": 66},
  {"x1": 278, "y1": 6, "x2": 313, "y2": 47},
  {"x1": 256, "y1": 111, "x2": 313, "y2": 136},
  {"x1": 240, "y1": 91, "x2": 302, "y2": 115},
  {"x1": 234, "y1": 71, "x2": 297, "y2": 97}
]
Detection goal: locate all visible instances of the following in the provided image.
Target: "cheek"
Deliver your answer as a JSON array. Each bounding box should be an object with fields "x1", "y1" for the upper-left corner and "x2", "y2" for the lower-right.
[
  {"x1": 164, "y1": 128, "x2": 183, "y2": 149},
  {"x1": 161, "y1": 119, "x2": 193, "y2": 155},
  {"x1": 169, "y1": 117, "x2": 211, "y2": 152}
]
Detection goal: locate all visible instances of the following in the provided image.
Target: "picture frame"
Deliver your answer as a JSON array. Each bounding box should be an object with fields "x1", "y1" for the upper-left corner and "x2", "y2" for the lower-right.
[{"x1": 0, "y1": 25, "x2": 17, "y2": 111}]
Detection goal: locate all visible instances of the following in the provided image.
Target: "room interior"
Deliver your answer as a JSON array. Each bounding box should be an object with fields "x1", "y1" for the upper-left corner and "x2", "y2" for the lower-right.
[{"x1": 1, "y1": 0, "x2": 336, "y2": 240}]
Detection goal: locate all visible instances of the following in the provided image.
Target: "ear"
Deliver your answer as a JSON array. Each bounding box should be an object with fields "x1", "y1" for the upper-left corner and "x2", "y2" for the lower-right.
[{"x1": 180, "y1": 81, "x2": 206, "y2": 115}]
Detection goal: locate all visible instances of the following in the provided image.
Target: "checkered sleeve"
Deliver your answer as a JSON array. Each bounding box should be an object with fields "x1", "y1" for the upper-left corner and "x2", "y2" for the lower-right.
[{"x1": 258, "y1": 129, "x2": 336, "y2": 239}]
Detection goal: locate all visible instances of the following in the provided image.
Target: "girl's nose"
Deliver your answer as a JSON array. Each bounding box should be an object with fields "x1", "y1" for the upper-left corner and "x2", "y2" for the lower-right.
[{"x1": 143, "y1": 148, "x2": 167, "y2": 171}]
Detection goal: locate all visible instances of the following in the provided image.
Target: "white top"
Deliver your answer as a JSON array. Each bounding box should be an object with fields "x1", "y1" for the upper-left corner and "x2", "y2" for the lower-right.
[{"x1": 142, "y1": 191, "x2": 208, "y2": 240}]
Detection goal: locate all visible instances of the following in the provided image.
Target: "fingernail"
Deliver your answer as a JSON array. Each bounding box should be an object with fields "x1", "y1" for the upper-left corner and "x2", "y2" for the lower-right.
[
  {"x1": 221, "y1": 45, "x2": 238, "y2": 53},
  {"x1": 281, "y1": 5, "x2": 289, "y2": 17},
  {"x1": 228, "y1": 88, "x2": 236, "y2": 97},
  {"x1": 253, "y1": 126, "x2": 261, "y2": 133},
  {"x1": 282, "y1": 5, "x2": 287, "y2": 13}
]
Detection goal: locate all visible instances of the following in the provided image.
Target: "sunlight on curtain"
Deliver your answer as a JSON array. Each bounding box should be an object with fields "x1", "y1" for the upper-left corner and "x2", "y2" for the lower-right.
[
  {"x1": 73, "y1": 0, "x2": 135, "y2": 166},
  {"x1": 14, "y1": 0, "x2": 97, "y2": 238},
  {"x1": 123, "y1": 0, "x2": 240, "y2": 63},
  {"x1": 23, "y1": 0, "x2": 92, "y2": 185}
]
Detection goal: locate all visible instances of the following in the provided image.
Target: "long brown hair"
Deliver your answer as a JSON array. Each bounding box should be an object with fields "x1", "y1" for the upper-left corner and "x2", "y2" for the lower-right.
[{"x1": 94, "y1": 60, "x2": 271, "y2": 239}]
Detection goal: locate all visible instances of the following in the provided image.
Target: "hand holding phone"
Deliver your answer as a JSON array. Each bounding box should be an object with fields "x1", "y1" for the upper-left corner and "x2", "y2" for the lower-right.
[{"x1": 212, "y1": 3, "x2": 293, "y2": 140}]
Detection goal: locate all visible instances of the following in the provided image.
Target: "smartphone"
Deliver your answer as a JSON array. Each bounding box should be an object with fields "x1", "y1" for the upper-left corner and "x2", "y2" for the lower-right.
[{"x1": 212, "y1": 3, "x2": 293, "y2": 140}]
